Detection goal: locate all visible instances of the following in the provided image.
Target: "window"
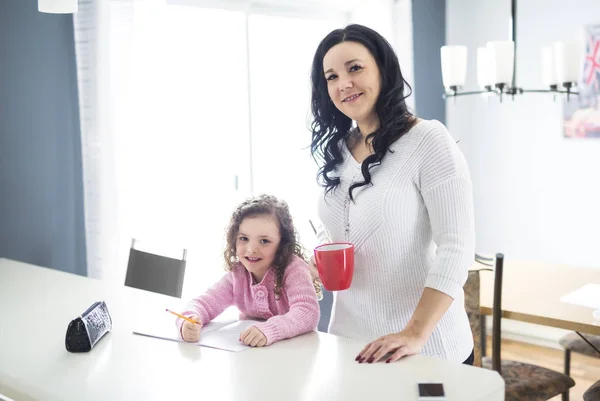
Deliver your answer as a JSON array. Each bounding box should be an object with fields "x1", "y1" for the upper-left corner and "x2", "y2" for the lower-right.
[
  {"x1": 110, "y1": 1, "x2": 347, "y2": 295},
  {"x1": 116, "y1": 3, "x2": 251, "y2": 295},
  {"x1": 248, "y1": 13, "x2": 344, "y2": 248}
]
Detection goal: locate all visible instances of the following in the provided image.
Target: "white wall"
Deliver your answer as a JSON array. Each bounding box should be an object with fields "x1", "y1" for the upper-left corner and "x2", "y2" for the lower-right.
[
  {"x1": 447, "y1": 0, "x2": 600, "y2": 345},
  {"x1": 447, "y1": 0, "x2": 600, "y2": 269},
  {"x1": 350, "y1": 0, "x2": 395, "y2": 42},
  {"x1": 392, "y1": 0, "x2": 415, "y2": 112}
]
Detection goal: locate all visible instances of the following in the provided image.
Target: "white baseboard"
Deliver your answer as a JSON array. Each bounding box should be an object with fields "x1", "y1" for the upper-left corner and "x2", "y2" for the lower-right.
[{"x1": 485, "y1": 317, "x2": 571, "y2": 351}]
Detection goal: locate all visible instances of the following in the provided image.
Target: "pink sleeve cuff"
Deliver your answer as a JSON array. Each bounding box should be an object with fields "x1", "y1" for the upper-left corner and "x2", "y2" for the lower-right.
[{"x1": 252, "y1": 321, "x2": 282, "y2": 346}]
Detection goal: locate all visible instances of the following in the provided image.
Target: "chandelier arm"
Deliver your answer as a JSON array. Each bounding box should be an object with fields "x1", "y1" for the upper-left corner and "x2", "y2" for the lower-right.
[
  {"x1": 443, "y1": 89, "x2": 499, "y2": 99},
  {"x1": 521, "y1": 89, "x2": 580, "y2": 95}
]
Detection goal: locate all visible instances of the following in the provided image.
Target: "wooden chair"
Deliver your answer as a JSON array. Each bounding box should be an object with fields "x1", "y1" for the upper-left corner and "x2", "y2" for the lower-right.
[
  {"x1": 559, "y1": 331, "x2": 600, "y2": 376},
  {"x1": 124, "y1": 239, "x2": 187, "y2": 298},
  {"x1": 464, "y1": 256, "x2": 492, "y2": 367},
  {"x1": 465, "y1": 253, "x2": 576, "y2": 401},
  {"x1": 584, "y1": 380, "x2": 600, "y2": 401}
]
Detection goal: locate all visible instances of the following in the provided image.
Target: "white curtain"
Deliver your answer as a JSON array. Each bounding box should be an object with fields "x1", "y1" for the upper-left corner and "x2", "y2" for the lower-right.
[
  {"x1": 73, "y1": 0, "x2": 406, "y2": 296},
  {"x1": 74, "y1": 0, "x2": 249, "y2": 293},
  {"x1": 74, "y1": 0, "x2": 131, "y2": 282}
]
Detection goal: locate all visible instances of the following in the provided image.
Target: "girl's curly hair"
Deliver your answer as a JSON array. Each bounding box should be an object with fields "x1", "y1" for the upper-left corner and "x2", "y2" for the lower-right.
[{"x1": 223, "y1": 194, "x2": 322, "y2": 300}]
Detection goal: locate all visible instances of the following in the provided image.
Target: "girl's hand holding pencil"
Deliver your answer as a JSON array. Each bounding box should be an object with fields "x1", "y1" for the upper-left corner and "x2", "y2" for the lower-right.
[
  {"x1": 166, "y1": 309, "x2": 203, "y2": 343},
  {"x1": 181, "y1": 315, "x2": 203, "y2": 342}
]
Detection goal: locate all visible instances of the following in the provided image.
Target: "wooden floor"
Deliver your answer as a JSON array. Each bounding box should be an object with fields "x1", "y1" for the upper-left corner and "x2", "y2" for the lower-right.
[{"x1": 486, "y1": 336, "x2": 600, "y2": 400}]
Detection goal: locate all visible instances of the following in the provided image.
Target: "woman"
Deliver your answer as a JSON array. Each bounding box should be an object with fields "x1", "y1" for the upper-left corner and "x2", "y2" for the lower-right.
[{"x1": 308, "y1": 24, "x2": 475, "y2": 365}]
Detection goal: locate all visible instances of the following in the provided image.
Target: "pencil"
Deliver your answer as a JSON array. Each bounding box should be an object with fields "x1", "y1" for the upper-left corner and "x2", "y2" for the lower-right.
[{"x1": 165, "y1": 309, "x2": 201, "y2": 325}]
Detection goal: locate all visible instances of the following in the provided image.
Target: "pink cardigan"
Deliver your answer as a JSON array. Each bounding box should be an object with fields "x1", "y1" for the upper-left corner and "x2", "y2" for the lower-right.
[{"x1": 176, "y1": 255, "x2": 320, "y2": 345}]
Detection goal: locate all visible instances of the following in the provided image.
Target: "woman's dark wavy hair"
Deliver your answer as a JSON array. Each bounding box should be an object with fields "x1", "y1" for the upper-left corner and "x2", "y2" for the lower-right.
[
  {"x1": 310, "y1": 24, "x2": 414, "y2": 201},
  {"x1": 223, "y1": 194, "x2": 321, "y2": 299}
]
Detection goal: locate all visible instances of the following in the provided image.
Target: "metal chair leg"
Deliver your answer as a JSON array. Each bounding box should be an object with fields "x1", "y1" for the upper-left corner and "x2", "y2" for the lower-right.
[
  {"x1": 480, "y1": 314, "x2": 487, "y2": 357},
  {"x1": 561, "y1": 349, "x2": 571, "y2": 401}
]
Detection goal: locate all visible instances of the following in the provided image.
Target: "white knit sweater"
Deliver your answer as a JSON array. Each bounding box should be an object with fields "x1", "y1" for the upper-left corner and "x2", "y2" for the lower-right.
[{"x1": 317, "y1": 119, "x2": 475, "y2": 363}]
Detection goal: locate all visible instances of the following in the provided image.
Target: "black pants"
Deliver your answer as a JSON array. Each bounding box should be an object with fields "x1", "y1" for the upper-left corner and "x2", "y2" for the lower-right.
[{"x1": 462, "y1": 348, "x2": 475, "y2": 365}]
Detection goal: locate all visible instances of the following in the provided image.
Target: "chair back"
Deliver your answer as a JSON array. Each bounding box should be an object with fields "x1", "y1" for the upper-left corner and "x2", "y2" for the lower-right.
[
  {"x1": 124, "y1": 239, "x2": 187, "y2": 298},
  {"x1": 466, "y1": 253, "x2": 504, "y2": 370},
  {"x1": 491, "y1": 253, "x2": 504, "y2": 374},
  {"x1": 464, "y1": 270, "x2": 483, "y2": 367}
]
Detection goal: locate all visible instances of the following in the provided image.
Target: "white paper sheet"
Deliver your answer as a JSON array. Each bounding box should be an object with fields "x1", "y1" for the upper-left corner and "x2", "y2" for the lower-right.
[
  {"x1": 559, "y1": 283, "x2": 600, "y2": 309},
  {"x1": 132, "y1": 316, "x2": 259, "y2": 352},
  {"x1": 197, "y1": 320, "x2": 258, "y2": 352}
]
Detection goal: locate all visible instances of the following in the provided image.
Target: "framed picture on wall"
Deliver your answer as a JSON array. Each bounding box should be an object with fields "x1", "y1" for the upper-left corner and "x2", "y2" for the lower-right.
[{"x1": 563, "y1": 24, "x2": 600, "y2": 139}]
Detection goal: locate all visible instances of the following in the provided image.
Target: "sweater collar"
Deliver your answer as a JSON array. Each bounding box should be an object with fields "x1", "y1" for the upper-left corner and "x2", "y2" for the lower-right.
[{"x1": 247, "y1": 265, "x2": 274, "y2": 286}]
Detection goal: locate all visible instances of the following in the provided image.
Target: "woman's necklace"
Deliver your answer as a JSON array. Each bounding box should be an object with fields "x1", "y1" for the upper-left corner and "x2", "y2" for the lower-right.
[{"x1": 343, "y1": 131, "x2": 364, "y2": 243}]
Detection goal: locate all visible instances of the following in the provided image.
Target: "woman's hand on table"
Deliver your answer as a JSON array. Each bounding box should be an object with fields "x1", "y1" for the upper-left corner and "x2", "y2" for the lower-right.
[{"x1": 356, "y1": 327, "x2": 427, "y2": 363}]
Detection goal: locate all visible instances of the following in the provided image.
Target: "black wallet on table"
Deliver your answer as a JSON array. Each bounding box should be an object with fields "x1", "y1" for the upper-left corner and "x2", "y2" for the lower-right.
[{"x1": 65, "y1": 301, "x2": 112, "y2": 352}]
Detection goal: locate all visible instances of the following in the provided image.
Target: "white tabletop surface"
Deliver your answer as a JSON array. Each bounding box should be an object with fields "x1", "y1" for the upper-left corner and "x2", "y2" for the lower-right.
[{"x1": 0, "y1": 258, "x2": 504, "y2": 401}]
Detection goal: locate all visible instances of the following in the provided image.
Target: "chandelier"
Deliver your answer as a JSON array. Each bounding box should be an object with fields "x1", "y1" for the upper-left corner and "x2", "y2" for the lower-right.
[{"x1": 440, "y1": 0, "x2": 580, "y2": 102}]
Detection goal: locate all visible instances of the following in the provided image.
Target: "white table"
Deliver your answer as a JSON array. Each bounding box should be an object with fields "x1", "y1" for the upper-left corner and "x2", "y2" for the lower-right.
[
  {"x1": 0, "y1": 258, "x2": 504, "y2": 401},
  {"x1": 476, "y1": 260, "x2": 600, "y2": 334}
]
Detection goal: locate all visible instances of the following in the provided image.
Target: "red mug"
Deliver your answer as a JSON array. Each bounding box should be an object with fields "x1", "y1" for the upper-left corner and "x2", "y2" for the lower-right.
[{"x1": 314, "y1": 243, "x2": 354, "y2": 291}]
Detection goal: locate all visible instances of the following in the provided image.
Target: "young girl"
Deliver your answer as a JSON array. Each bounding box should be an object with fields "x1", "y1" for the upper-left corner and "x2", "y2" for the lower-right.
[{"x1": 176, "y1": 194, "x2": 321, "y2": 347}]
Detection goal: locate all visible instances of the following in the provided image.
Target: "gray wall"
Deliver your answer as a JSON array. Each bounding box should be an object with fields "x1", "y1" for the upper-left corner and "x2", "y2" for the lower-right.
[
  {"x1": 412, "y1": 0, "x2": 446, "y2": 123},
  {"x1": 0, "y1": 0, "x2": 87, "y2": 275}
]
